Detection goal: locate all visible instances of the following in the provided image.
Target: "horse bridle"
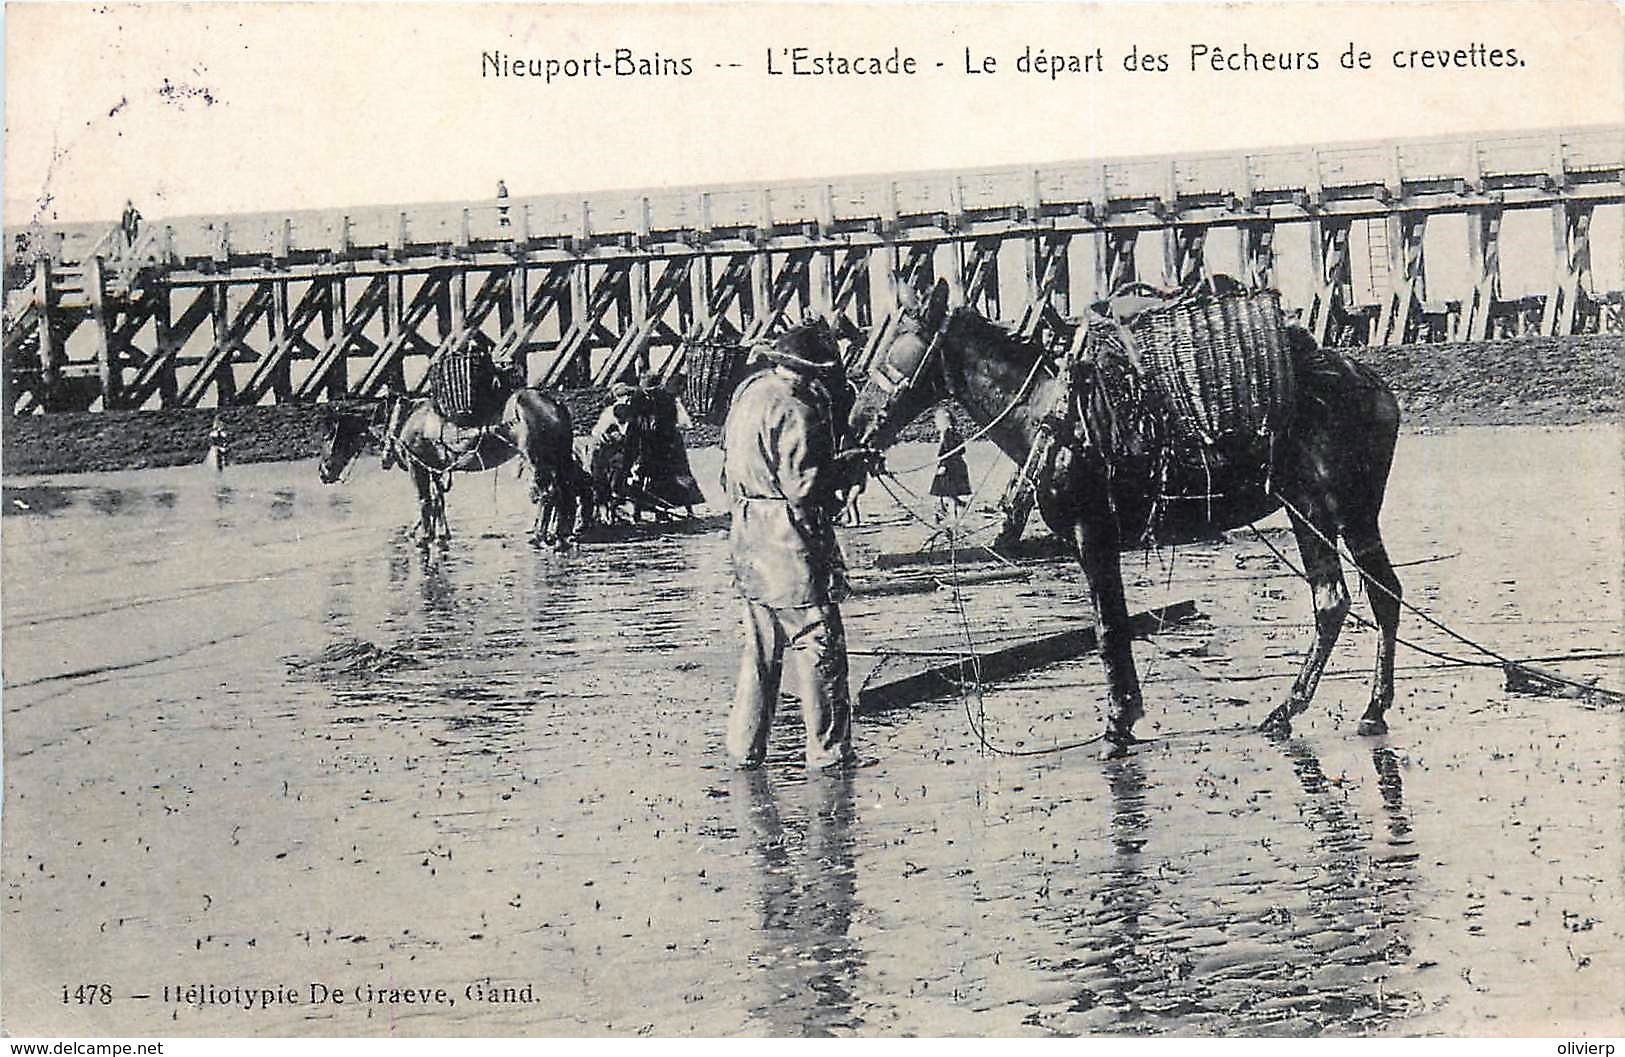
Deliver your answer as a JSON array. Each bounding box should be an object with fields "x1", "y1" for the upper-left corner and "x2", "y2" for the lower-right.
[
  {"x1": 857, "y1": 304, "x2": 1061, "y2": 478},
  {"x1": 862, "y1": 309, "x2": 953, "y2": 441},
  {"x1": 324, "y1": 401, "x2": 399, "y2": 481}
]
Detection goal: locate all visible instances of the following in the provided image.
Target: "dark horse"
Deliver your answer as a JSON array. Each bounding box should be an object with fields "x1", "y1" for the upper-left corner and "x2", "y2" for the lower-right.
[
  {"x1": 847, "y1": 280, "x2": 1403, "y2": 755},
  {"x1": 317, "y1": 388, "x2": 579, "y2": 549}
]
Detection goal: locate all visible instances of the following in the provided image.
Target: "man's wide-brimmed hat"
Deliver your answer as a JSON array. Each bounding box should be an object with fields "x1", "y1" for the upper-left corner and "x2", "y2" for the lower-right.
[{"x1": 759, "y1": 318, "x2": 840, "y2": 374}]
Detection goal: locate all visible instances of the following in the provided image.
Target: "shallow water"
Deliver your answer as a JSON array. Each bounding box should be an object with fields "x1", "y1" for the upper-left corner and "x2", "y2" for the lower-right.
[{"x1": 2, "y1": 425, "x2": 1621, "y2": 1036}]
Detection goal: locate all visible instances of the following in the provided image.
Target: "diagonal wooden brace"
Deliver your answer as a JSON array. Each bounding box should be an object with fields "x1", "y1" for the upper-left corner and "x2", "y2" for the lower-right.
[
  {"x1": 537, "y1": 261, "x2": 636, "y2": 387},
  {"x1": 237, "y1": 278, "x2": 340, "y2": 404},
  {"x1": 176, "y1": 282, "x2": 275, "y2": 407},
  {"x1": 293, "y1": 276, "x2": 390, "y2": 399}
]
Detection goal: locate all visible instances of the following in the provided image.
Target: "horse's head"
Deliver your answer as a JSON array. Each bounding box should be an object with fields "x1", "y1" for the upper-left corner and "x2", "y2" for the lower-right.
[
  {"x1": 317, "y1": 403, "x2": 377, "y2": 484},
  {"x1": 848, "y1": 278, "x2": 953, "y2": 453}
]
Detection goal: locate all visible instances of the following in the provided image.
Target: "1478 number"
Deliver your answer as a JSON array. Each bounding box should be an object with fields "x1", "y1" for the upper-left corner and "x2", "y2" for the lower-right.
[{"x1": 63, "y1": 983, "x2": 114, "y2": 1005}]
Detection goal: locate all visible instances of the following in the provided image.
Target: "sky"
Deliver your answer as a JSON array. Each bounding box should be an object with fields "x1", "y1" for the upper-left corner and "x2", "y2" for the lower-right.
[{"x1": 3, "y1": 0, "x2": 1622, "y2": 226}]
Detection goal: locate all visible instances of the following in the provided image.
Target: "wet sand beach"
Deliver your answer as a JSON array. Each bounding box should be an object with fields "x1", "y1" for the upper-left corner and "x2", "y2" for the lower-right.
[{"x1": 2, "y1": 425, "x2": 1620, "y2": 1036}]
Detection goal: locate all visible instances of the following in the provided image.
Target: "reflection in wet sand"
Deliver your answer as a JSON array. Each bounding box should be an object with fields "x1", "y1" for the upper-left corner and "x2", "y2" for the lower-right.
[
  {"x1": 736, "y1": 769, "x2": 865, "y2": 1036},
  {"x1": 1269, "y1": 737, "x2": 1419, "y2": 1030},
  {"x1": 1006, "y1": 735, "x2": 1425, "y2": 1035},
  {"x1": 2, "y1": 426, "x2": 1621, "y2": 1036},
  {"x1": 1088, "y1": 759, "x2": 1154, "y2": 1025}
]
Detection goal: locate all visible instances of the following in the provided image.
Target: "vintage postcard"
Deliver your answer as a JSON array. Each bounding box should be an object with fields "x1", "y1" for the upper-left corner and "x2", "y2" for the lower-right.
[{"x1": 2, "y1": 0, "x2": 1621, "y2": 1041}]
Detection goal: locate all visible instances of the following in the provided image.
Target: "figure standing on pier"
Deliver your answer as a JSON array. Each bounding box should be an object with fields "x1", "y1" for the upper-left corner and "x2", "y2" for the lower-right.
[{"x1": 120, "y1": 200, "x2": 142, "y2": 251}]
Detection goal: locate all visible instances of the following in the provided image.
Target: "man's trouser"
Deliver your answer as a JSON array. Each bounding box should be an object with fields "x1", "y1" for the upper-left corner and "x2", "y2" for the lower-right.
[{"x1": 728, "y1": 600, "x2": 853, "y2": 768}]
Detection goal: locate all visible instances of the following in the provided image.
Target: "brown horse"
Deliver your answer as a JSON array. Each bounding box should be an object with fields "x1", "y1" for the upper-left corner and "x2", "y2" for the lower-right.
[
  {"x1": 847, "y1": 280, "x2": 1403, "y2": 756},
  {"x1": 317, "y1": 389, "x2": 578, "y2": 549}
]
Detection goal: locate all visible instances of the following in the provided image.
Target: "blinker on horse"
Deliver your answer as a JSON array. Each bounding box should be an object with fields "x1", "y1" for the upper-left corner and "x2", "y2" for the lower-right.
[
  {"x1": 847, "y1": 279, "x2": 1404, "y2": 756},
  {"x1": 316, "y1": 388, "x2": 580, "y2": 551}
]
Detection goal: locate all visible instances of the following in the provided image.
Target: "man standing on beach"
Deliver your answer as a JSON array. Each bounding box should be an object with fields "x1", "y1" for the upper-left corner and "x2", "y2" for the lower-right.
[{"x1": 720, "y1": 324, "x2": 856, "y2": 771}]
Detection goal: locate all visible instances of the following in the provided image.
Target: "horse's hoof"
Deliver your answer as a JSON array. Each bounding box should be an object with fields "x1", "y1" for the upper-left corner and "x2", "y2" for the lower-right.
[
  {"x1": 1100, "y1": 738, "x2": 1135, "y2": 761},
  {"x1": 1259, "y1": 708, "x2": 1293, "y2": 737},
  {"x1": 1100, "y1": 728, "x2": 1141, "y2": 760},
  {"x1": 1357, "y1": 715, "x2": 1389, "y2": 736}
]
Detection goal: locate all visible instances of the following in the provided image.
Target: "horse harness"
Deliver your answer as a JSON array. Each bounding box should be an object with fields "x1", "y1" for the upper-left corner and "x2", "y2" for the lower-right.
[
  {"x1": 928, "y1": 292, "x2": 1287, "y2": 546},
  {"x1": 1002, "y1": 314, "x2": 1175, "y2": 543},
  {"x1": 358, "y1": 398, "x2": 502, "y2": 494}
]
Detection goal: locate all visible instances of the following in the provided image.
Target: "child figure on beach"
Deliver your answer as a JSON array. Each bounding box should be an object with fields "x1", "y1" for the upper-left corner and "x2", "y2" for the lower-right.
[
  {"x1": 929, "y1": 405, "x2": 970, "y2": 523},
  {"x1": 206, "y1": 415, "x2": 230, "y2": 473}
]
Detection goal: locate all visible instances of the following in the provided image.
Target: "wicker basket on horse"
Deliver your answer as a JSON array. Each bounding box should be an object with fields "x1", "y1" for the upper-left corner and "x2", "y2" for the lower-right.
[
  {"x1": 683, "y1": 340, "x2": 755, "y2": 426},
  {"x1": 429, "y1": 346, "x2": 503, "y2": 427},
  {"x1": 1126, "y1": 287, "x2": 1295, "y2": 455}
]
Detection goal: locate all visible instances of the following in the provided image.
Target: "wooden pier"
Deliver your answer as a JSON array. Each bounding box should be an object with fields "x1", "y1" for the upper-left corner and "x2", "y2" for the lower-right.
[{"x1": 4, "y1": 124, "x2": 1621, "y2": 414}]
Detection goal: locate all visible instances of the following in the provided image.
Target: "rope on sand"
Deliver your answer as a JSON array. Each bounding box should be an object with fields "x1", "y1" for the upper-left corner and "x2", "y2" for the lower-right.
[
  {"x1": 866, "y1": 466, "x2": 1176, "y2": 758},
  {"x1": 1252, "y1": 492, "x2": 1624, "y2": 703},
  {"x1": 861, "y1": 462, "x2": 1622, "y2": 759}
]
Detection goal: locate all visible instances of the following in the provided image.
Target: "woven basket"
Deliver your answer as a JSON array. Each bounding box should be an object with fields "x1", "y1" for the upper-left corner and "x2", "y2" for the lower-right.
[
  {"x1": 683, "y1": 340, "x2": 754, "y2": 425},
  {"x1": 1128, "y1": 288, "x2": 1294, "y2": 449},
  {"x1": 429, "y1": 347, "x2": 485, "y2": 426}
]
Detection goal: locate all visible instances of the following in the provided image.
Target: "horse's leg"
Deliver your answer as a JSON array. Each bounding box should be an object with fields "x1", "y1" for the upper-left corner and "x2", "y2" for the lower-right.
[
  {"x1": 534, "y1": 485, "x2": 556, "y2": 544},
  {"x1": 544, "y1": 447, "x2": 578, "y2": 548},
  {"x1": 516, "y1": 406, "x2": 575, "y2": 549},
  {"x1": 1259, "y1": 501, "x2": 1350, "y2": 736},
  {"x1": 410, "y1": 464, "x2": 436, "y2": 546},
  {"x1": 551, "y1": 479, "x2": 577, "y2": 550},
  {"x1": 505, "y1": 406, "x2": 545, "y2": 546},
  {"x1": 1347, "y1": 528, "x2": 1401, "y2": 734},
  {"x1": 1072, "y1": 515, "x2": 1143, "y2": 757},
  {"x1": 1345, "y1": 378, "x2": 1397, "y2": 731},
  {"x1": 530, "y1": 477, "x2": 568, "y2": 548},
  {"x1": 433, "y1": 476, "x2": 450, "y2": 545},
  {"x1": 523, "y1": 467, "x2": 548, "y2": 545},
  {"x1": 1341, "y1": 399, "x2": 1403, "y2": 735}
]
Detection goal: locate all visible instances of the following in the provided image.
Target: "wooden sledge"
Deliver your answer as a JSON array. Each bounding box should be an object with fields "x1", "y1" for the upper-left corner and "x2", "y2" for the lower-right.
[
  {"x1": 852, "y1": 599, "x2": 1199, "y2": 712},
  {"x1": 574, "y1": 512, "x2": 727, "y2": 544},
  {"x1": 1504, "y1": 661, "x2": 1625, "y2": 707},
  {"x1": 848, "y1": 566, "x2": 1033, "y2": 598},
  {"x1": 874, "y1": 533, "x2": 1073, "y2": 570}
]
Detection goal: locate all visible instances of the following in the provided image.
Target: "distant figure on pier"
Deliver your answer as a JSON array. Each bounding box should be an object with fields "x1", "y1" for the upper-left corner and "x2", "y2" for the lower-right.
[
  {"x1": 496, "y1": 180, "x2": 511, "y2": 229},
  {"x1": 120, "y1": 200, "x2": 142, "y2": 251}
]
